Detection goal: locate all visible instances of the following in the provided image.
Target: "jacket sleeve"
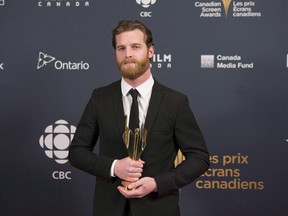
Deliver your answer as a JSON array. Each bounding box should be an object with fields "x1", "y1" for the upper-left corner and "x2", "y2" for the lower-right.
[
  {"x1": 154, "y1": 96, "x2": 210, "y2": 197},
  {"x1": 68, "y1": 91, "x2": 114, "y2": 179}
]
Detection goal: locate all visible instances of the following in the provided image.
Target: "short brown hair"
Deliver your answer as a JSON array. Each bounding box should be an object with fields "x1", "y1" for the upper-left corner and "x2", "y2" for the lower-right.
[{"x1": 112, "y1": 20, "x2": 154, "y2": 49}]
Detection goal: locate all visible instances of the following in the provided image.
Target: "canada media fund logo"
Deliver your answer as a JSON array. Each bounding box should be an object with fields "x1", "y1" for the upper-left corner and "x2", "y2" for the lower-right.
[
  {"x1": 194, "y1": 0, "x2": 261, "y2": 18},
  {"x1": 39, "y1": 119, "x2": 76, "y2": 180},
  {"x1": 201, "y1": 54, "x2": 254, "y2": 69}
]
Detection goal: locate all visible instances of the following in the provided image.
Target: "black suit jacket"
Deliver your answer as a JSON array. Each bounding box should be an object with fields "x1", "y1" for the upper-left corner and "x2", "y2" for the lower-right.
[{"x1": 69, "y1": 80, "x2": 209, "y2": 216}]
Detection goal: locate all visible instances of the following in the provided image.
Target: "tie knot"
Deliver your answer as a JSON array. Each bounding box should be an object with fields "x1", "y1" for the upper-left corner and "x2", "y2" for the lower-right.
[{"x1": 129, "y1": 89, "x2": 138, "y2": 100}]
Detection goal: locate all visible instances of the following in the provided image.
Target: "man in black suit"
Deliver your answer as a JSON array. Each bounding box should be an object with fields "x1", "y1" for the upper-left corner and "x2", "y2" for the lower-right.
[{"x1": 69, "y1": 20, "x2": 210, "y2": 216}]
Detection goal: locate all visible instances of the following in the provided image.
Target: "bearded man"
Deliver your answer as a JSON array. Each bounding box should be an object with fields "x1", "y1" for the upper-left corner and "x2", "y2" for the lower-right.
[{"x1": 69, "y1": 20, "x2": 210, "y2": 216}]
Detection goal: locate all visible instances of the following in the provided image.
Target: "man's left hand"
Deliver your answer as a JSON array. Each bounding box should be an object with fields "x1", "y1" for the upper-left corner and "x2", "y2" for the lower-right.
[{"x1": 117, "y1": 177, "x2": 157, "y2": 198}]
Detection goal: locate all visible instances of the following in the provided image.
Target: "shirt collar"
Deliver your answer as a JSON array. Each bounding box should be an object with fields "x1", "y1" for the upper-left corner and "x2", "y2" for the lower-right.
[{"x1": 121, "y1": 75, "x2": 154, "y2": 97}]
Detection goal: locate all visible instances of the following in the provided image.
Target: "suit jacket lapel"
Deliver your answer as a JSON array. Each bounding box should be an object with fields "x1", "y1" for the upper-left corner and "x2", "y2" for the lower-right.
[
  {"x1": 112, "y1": 79, "x2": 164, "y2": 139},
  {"x1": 112, "y1": 80, "x2": 125, "y2": 137},
  {"x1": 145, "y1": 80, "x2": 164, "y2": 134}
]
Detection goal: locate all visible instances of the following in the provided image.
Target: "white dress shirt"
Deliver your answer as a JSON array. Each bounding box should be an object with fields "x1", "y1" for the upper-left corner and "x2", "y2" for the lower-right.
[
  {"x1": 121, "y1": 75, "x2": 154, "y2": 128},
  {"x1": 110, "y1": 75, "x2": 154, "y2": 176}
]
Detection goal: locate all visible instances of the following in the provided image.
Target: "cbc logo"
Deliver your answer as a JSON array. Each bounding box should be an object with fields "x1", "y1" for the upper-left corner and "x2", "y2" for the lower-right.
[
  {"x1": 52, "y1": 171, "x2": 71, "y2": 180},
  {"x1": 136, "y1": 0, "x2": 156, "y2": 8},
  {"x1": 39, "y1": 119, "x2": 76, "y2": 164},
  {"x1": 137, "y1": 0, "x2": 156, "y2": 17},
  {"x1": 140, "y1": 11, "x2": 152, "y2": 17}
]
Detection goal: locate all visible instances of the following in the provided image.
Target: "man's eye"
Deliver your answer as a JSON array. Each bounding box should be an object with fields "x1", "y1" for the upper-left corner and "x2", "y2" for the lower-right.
[{"x1": 132, "y1": 45, "x2": 140, "y2": 49}]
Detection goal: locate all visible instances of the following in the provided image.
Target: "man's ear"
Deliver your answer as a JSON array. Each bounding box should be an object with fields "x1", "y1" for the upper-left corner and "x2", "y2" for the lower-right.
[{"x1": 148, "y1": 45, "x2": 154, "y2": 58}]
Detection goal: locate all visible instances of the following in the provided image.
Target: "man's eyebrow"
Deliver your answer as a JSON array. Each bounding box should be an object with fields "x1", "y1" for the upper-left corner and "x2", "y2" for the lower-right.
[
  {"x1": 116, "y1": 44, "x2": 125, "y2": 49},
  {"x1": 116, "y1": 43, "x2": 142, "y2": 48},
  {"x1": 131, "y1": 43, "x2": 142, "y2": 46}
]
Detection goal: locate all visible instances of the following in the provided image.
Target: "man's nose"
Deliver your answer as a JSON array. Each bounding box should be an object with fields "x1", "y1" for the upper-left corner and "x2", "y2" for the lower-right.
[{"x1": 125, "y1": 47, "x2": 132, "y2": 58}]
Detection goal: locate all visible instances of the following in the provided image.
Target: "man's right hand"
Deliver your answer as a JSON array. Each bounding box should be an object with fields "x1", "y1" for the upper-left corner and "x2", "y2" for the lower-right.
[{"x1": 114, "y1": 157, "x2": 144, "y2": 182}]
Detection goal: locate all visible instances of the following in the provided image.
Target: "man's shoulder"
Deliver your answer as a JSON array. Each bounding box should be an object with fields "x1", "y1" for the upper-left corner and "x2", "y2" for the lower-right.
[
  {"x1": 154, "y1": 80, "x2": 187, "y2": 99},
  {"x1": 91, "y1": 80, "x2": 121, "y2": 96}
]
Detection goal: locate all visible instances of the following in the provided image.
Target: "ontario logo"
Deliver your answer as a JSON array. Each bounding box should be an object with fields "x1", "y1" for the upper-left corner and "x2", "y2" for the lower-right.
[
  {"x1": 0, "y1": 0, "x2": 5, "y2": 6},
  {"x1": 194, "y1": 0, "x2": 261, "y2": 18},
  {"x1": 39, "y1": 119, "x2": 76, "y2": 165},
  {"x1": 37, "y1": 52, "x2": 90, "y2": 70}
]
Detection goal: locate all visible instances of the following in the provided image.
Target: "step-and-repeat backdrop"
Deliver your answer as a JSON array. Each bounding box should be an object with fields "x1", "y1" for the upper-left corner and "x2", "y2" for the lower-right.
[{"x1": 1, "y1": 1, "x2": 287, "y2": 215}]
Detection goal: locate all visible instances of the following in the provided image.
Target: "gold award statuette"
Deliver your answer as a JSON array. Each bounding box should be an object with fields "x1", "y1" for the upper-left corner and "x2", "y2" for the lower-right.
[
  {"x1": 122, "y1": 116, "x2": 147, "y2": 189},
  {"x1": 222, "y1": 0, "x2": 232, "y2": 17}
]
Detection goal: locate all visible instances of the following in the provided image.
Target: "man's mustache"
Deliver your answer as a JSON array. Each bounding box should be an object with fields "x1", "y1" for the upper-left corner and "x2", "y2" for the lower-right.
[{"x1": 122, "y1": 58, "x2": 137, "y2": 65}]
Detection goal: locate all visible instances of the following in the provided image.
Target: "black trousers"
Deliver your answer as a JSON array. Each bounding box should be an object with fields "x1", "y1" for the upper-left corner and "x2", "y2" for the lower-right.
[{"x1": 123, "y1": 199, "x2": 132, "y2": 216}]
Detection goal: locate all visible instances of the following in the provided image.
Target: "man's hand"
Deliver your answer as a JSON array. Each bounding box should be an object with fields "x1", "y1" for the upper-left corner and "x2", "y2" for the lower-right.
[
  {"x1": 114, "y1": 157, "x2": 144, "y2": 182},
  {"x1": 117, "y1": 177, "x2": 157, "y2": 198}
]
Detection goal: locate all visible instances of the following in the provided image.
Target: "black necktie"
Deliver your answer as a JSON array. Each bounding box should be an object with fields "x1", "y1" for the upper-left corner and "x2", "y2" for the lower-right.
[{"x1": 129, "y1": 89, "x2": 139, "y2": 131}]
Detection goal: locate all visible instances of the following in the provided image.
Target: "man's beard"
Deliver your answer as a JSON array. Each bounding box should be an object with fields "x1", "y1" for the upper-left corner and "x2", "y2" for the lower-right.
[{"x1": 117, "y1": 55, "x2": 150, "y2": 80}]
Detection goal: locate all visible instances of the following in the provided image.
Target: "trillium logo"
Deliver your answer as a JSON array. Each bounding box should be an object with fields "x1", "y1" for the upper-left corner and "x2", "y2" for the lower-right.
[
  {"x1": 37, "y1": 51, "x2": 90, "y2": 70},
  {"x1": 37, "y1": 52, "x2": 56, "y2": 69},
  {"x1": 136, "y1": 0, "x2": 156, "y2": 8}
]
